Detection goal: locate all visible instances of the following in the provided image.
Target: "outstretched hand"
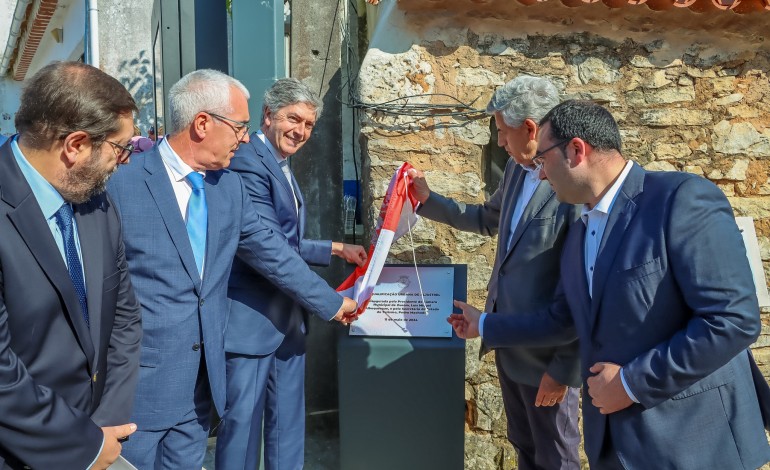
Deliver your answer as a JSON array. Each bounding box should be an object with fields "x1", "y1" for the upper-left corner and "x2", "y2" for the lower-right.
[
  {"x1": 406, "y1": 168, "x2": 431, "y2": 205},
  {"x1": 446, "y1": 299, "x2": 482, "y2": 339},
  {"x1": 332, "y1": 242, "x2": 367, "y2": 267},
  {"x1": 334, "y1": 297, "x2": 360, "y2": 326}
]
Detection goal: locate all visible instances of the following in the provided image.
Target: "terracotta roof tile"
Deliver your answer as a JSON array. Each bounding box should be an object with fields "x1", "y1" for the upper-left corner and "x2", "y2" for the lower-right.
[{"x1": 402, "y1": 0, "x2": 768, "y2": 14}]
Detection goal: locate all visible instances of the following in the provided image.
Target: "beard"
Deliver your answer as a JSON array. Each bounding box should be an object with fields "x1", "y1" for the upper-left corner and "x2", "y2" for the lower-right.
[{"x1": 56, "y1": 146, "x2": 118, "y2": 204}]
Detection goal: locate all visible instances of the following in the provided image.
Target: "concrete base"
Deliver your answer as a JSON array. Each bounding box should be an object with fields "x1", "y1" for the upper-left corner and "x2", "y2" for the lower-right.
[{"x1": 338, "y1": 265, "x2": 466, "y2": 470}]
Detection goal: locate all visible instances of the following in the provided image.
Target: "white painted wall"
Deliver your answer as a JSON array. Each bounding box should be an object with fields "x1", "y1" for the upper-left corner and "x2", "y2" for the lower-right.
[
  {"x1": 0, "y1": 0, "x2": 155, "y2": 136},
  {"x1": 99, "y1": 0, "x2": 154, "y2": 133},
  {"x1": 0, "y1": 0, "x2": 83, "y2": 136},
  {"x1": 0, "y1": 0, "x2": 21, "y2": 136}
]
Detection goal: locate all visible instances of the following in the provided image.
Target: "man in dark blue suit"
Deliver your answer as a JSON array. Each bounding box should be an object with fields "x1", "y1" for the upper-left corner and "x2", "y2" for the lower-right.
[
  {"x1": 108, "y1": 70, "x2": 357, "y2": 469},
  {"x1": 0, "y1": 61, "x2": 141, "y2": 469},
  {"x1": 215, "y1": 78, "x2": 366, "y2": 470},
  {"x1": 451, "y1": 100, "x2": 770, "y2": 469}
]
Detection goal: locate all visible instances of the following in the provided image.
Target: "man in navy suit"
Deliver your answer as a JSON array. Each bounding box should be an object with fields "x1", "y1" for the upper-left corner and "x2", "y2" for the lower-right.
[
  {"x1": 450, "y1": 100, "x2": 770, "y2": 469},
  {"x1": 108, "y1": 70, "x2": 357, "y2": 469},
  {"x1": 0, "y1": 61, "x2": 141, "y2": 469},
  {"x1": 408, "y1": 76, "x2": 581, "y2": 470},
  {"x1": 215, "y1": 78, "x2": 366, "y2": 470}
]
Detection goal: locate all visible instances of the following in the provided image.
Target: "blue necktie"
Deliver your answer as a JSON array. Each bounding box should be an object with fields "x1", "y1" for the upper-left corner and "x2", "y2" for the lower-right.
[
  {"x1": 54, "y1": 203, "x2": 89, "y2": 327},
  {"x1": 186, "y1": 172, "x2": 207, "y2": 275}
]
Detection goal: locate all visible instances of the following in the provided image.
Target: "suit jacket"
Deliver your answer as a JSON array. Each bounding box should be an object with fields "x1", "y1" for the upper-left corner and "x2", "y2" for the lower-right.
[
  {"x1": 0, "y1": 142, "x2": 142, "y2": 468},
  {"x1": 226, "y1": 136, "x2": 334, "y2": 356},
  {"x1": 107, "y1": 148, "x2": 342, "y2": 430},
  {"x1": 418, "y1": 159, "x2": 580, "y2": 388},
  {"x1": 485, "y1": 163, "x2": 770, "y2": 469}
]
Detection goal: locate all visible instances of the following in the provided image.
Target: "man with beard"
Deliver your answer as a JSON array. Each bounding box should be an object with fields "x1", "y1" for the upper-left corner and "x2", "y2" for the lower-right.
[
  {"x1": 108, "y1": 69, "x2": 357, "y2": 469},
  {"x1": 0, "y1": 61, "x2": 142, "y2": 469}
]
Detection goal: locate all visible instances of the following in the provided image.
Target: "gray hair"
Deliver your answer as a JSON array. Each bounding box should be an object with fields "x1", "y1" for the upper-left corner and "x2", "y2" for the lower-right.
[
  {"x1": 261, "y1": 78, "x2": 323, "y2": 125},
  {"x1": 167, "y1": 69, "x2": 250, "y2": 135},
  {"x1": 486, "y1": 76, "x2": 560, "y2": 128}
]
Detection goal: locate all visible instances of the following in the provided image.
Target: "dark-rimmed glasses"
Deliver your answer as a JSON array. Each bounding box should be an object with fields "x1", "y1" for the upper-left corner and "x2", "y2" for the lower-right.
[
  {"x1": 106, "y1": 140, "x2": 135, "y2": 164},
  {"x1": 205, "y1": 111, "x2": 250, "y2": 140},
  {"x1": 532, "y1": 139, "x2": 570, "y2": 172}
]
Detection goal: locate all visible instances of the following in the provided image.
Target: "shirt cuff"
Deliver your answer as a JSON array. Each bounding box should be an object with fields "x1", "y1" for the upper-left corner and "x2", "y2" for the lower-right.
[
  {"x1": 86, "y1": 434, "x2": 105, "y2": 469},
  {"x1": 479, "y1": 312, "x2": 488, "y2": 338},
  {"x1": 620, "y1": 367, "x2": 640, "y2": 403}
]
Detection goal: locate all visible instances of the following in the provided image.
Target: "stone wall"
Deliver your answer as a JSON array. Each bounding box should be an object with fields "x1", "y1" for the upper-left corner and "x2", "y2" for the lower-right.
[{"x1": 357, "y1": 3, "x2": 770, "y2": 469}]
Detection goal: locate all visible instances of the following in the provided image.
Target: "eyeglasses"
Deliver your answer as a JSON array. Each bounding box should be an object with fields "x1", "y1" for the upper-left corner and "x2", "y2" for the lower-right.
[
  {"x1": 106, "y1": 140, "x2": 135, "y2": 164},
  {"x1": 205, "y1": 111, "x2": 250, "y2": 140},
  {"x1": 532, "y1": 139, "x2": 570, "y2": 172}
]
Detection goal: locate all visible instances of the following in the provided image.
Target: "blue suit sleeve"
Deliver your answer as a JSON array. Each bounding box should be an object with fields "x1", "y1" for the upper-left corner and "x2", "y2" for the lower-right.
[
  {"x1": 417, "y1": 165, "x2": 506, "y2": 236},
  {"x1": 90, "y1": 197, "x2": 143, "y2": 426},
  {"x1": 235, "y1": 173, "x2": 343, "y2": 321},
  {"x1": 232, "y1": 152, "x2": 332, "y2": 267},
  {"x1": 623, "y1": 177, "x2": 761, "y2": 408},
  {"x1": 483, "y1": 280, "x2": 577, "y2": 348},
  {"x1": 298, "y1": 238, "x2": 332, "y2": 267}
]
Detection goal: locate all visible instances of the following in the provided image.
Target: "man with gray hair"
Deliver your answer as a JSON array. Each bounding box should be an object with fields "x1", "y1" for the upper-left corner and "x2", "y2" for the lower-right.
[
  {"x1": 108, "y1": 70, "x2": 357, "y2": 468},
  {"x1": 408, "y1": 76, "x2": 581, "y2": 469},
  {"x1": 216, "y1": 77, "x2": 367, "y2": 470}
]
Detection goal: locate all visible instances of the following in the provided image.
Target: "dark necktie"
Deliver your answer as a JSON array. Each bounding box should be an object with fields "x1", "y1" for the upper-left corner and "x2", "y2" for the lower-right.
[
  {"x1": 54, "y1": 203, "x2": 89, "y2": 327},
  {"x1": 185, "y1": 172, "x2": 208, "y2": 275},
  {"x1": 278, "y1": 159, "x2": 298, "y2": 214}
]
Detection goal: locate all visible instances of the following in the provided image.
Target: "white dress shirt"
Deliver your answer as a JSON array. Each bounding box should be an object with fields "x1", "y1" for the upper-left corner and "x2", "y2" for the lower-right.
[
  {"x1": 579, "y1": 160, "x2": 637, "y2": 402},
  {"x1": 581, "y1": 160, "x2": 634, "y2": 297},
  {"x1": 158, "y1": 138, "x2": 207, "y2": 274},
  {"x1": 506, "y1": 165, "x2": 541, "y2": 252}
]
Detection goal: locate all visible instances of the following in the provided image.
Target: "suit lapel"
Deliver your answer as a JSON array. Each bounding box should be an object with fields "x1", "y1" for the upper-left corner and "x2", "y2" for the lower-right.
[
  {"x1": 495, "y1": 166, "x2": 523, "y2": 265},
  {"x1": 143, "y1": 155, "x2": 202, "y2": 293},
  {"x1": 252, "y1": 138, "x2": 296, "y2": 203},
  {"x1": 0, "y1": 147, "x2": 96, "y2": 368},
  {"x1": 505, "y1": 180, "x2": 554, "y2": 259},
  {"x1": 75, "y1": 203, "x2": 103, "y2": 365},
  {"x1": 589, "y1": 164, "x2": 644, "y2": 325}
]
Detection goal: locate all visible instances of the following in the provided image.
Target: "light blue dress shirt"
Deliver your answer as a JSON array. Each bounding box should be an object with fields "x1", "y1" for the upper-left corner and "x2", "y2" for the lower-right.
[
  {"x1": 10, "y1": 136, "x2": 102, "y2": 468},
  {"x1": 11, "y1": 136, "x2": 86, "y2": 276}
]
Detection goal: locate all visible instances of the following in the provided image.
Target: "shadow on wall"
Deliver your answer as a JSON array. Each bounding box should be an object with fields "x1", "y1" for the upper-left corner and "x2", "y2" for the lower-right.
[{"x1": 118, "y1": 49, "x2": 154, "y2": 134}]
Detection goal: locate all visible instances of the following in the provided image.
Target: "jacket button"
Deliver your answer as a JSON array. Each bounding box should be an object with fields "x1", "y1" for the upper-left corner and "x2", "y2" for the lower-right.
[
  {"x1": 192, "y1": 342, "x2": 200, "y2": 351},
  {"x1": 199, "y1": 298, "x2": 205, "y2": 307}
]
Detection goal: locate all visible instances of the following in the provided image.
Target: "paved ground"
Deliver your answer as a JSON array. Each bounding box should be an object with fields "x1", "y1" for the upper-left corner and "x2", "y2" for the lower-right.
[{"x1": 202, "y1": 413, "x2": 341, "y2": 470}]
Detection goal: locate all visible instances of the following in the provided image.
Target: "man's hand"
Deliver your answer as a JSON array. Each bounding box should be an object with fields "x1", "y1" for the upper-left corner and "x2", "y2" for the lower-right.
[
  {"x1": 332, "y1": 242, "x2": 367, "y2": 267},
  {"x1": 535, "y1": 372, "x2": 569, "y2": 407},
  {"x1": 333, "y1": 297, "x2": 359, "y2": 325},
  {"x1": 446, "y1": 300, "x2": 482, "y2": 339},
  {"x1": 406, "y1": 168, "x2": 430, "y2": 205},
  {"x1": 586, "y1": 362, "x2": 633, "y2": 415},
  {"x1": 92, "y1": 423, "x2": 137, "y2": 470}
]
